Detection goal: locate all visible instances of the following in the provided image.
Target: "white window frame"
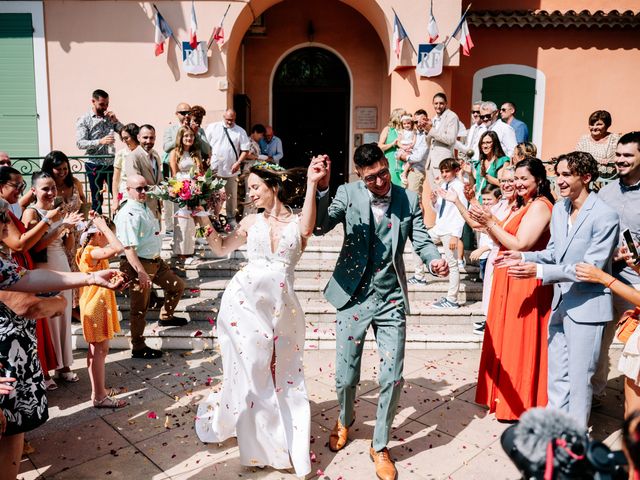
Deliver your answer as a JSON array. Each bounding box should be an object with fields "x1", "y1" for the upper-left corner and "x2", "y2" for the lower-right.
[{"x1": 472, "y1": 64, "x2": 546, "y2": 155}]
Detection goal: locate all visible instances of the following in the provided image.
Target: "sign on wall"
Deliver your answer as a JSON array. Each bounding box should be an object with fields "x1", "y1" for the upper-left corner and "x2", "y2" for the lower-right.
[
  {"x1": 355, "y1": 107, "x2": 377, "y2": 130},
  {"x1": 182, "y1": 41, "x2": 208, "y2": 75},
  {"x1": 417, "y1": 44, "x2": 444, "y2": 78}
]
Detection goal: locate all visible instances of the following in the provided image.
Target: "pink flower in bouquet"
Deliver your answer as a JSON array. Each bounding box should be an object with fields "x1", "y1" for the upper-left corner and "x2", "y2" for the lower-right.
[{"x1": 179, "y1": 181, "x2": 192, "y2": 200}]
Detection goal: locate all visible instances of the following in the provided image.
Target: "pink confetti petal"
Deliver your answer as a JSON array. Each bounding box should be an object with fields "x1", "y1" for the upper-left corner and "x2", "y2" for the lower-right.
[{"x1": 147, "y1": 411, "x2": 158, "y2": 419}]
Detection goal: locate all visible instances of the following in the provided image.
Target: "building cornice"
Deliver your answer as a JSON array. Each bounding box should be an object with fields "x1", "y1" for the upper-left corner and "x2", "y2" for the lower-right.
[{"x1": 467, "y1": 9, "x2": 640, "y2": 29}]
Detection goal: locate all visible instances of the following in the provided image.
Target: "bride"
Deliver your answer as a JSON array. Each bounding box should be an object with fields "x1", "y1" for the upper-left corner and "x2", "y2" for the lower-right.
[{"x1": 195, "y1": 157, "x2": 326, "y2": 477}]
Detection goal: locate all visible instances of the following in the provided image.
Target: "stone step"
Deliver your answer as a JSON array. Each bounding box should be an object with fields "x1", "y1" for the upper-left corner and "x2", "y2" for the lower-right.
[
  {"x1": 114, "y1": 297, "x2": 485, "y2": 325},
  {"x1": 71, "y1": 321, "x2": 483, "y2": 351},
  {"x1": 140, "y1": 277, "x2": 483, "y2": 303},
  {"x1": 162, "y1": 258, "x2": 480, "y2": 282}
]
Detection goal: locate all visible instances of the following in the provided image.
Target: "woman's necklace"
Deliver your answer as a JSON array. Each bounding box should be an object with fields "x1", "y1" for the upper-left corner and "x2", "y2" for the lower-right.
[{"x1": 264, "y1": 205, "x2": 294, "y2": 223}]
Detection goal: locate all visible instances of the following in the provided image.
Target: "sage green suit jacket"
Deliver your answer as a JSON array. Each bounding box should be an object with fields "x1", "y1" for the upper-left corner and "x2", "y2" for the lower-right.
[{"x1": 315, "y1": 181, "x2": 440, "y2": 314}]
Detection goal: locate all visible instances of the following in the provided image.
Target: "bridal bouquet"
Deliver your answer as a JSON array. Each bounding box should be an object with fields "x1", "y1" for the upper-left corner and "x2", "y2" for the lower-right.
[{"x1": 148, "y1": 169, "x2": 226, "y2": 212}]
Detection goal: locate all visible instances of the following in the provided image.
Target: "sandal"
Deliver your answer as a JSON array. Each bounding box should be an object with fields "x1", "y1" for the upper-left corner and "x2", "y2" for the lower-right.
[
  {"x1": 93, "y1": 395, "x2": 128, "y2": 409},
  {"x1": 54, "y1": 371, "x2": 79, "y2": 383},
  {"x1": 44, "y1": 378, "x2": 58, "y2": 391}
]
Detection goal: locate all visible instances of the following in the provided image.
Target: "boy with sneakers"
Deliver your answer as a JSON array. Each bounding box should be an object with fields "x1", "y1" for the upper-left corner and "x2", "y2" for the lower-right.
[{"x1": 430, "y1": 159, "x2": 468, "y2": 309}]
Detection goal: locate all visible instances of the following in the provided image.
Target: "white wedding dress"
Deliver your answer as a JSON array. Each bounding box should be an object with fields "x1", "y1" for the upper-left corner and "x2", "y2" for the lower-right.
[{"x1": 196, "y1": 214, "x2": 310, "y2": 476}]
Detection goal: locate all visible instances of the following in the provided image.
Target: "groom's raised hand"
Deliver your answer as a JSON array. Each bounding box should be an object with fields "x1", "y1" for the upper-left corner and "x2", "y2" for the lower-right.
[{"x1": 429, "y1": 259, "x2": 449, "y2": 277}]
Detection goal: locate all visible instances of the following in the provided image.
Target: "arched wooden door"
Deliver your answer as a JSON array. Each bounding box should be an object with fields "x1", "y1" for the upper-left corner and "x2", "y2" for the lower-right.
[
  {"x1": 482, "y1": 74, "x2": 535, "y2": 139},
  {"x1": 273, "y1": 47, "x2": 350, "y2": 189}
]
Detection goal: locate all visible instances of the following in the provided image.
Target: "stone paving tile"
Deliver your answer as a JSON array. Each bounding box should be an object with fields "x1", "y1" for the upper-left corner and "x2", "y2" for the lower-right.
[
  {"x1": 27, "y1": 417, "x2": 130, "y2": 477},
  {"x1": 18, "y1": 348, "x2": 628, "y2": 480},
  {"x1": 48, "y1": 445, "x2": 169, "y2": 480}
]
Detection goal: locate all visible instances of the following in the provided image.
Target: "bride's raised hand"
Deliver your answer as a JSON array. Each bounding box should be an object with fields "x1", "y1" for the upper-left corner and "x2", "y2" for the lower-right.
[{"x1": 308, "y1": 156, "x2": 328, "y2": 186}]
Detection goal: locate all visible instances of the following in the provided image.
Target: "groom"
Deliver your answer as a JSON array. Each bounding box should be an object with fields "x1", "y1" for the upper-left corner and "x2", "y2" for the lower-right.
[{"x1": 313, "y1": 144, "x2": 448, "y2": 480}]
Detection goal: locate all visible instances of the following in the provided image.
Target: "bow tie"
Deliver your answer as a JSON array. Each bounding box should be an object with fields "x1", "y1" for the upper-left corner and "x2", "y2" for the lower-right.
[
  {"x1": 621, "y1": 180, "x2": 640, "y2": 192},
  {"x1": 371, "y1": 195, "x2": 391, "y2": 207}
]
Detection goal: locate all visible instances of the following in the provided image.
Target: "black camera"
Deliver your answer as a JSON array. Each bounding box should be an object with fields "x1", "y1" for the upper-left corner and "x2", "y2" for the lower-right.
[{"x1": 501, "y1": 408, "x2": 627, "y2": 480}]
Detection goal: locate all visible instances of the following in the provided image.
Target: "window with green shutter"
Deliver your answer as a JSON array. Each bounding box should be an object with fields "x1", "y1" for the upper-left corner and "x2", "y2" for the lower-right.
[{"x1": 0, "y1": 13, "x2": 39, "y2": 157}]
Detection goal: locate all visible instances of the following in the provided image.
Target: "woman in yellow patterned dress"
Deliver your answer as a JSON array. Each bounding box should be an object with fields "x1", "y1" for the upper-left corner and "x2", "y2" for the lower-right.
[{"x1": 76, "y1": 216, "x2": 127, "y2": 408}]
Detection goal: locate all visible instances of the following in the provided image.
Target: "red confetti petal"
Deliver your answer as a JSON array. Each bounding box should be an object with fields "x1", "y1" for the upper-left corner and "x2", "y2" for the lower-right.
[{"x1": 147, "y1": 411, "x2": 158, "y2": 419}]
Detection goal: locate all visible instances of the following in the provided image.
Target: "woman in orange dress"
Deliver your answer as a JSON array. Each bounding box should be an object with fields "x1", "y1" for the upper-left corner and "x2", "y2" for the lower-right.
[{"x1": 471, "y1": 157, "x2": 555, "y2": 420}]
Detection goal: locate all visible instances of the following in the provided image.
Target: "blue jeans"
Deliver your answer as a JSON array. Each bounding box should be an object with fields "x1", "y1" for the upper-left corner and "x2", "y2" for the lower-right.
[{"x1": 85, "y1": 162, "x2": 113, "y2": 213}]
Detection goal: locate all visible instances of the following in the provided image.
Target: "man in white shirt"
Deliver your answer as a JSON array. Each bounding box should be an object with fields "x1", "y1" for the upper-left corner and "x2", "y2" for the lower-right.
[
  {"x1": 429, "y1": 158, "x2": 468, "y2": 308},
  {"x1": 205, "y1": 109, "x2": 250, "y2": 228},
  {"x1": 456, "y1": 101, "x2": 486, "y2": 162},
  {"x1": 480, "y1": 101, "x2": 517, "y2": 157},
  {"x1": 397, "y1": 109, "x2": 430, "y2": 195}
]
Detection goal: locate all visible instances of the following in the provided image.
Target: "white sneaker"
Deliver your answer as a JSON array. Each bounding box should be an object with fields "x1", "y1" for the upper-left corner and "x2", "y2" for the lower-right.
[{"x1": 458, "y1": 259, "x2": 466, "y2": 271}]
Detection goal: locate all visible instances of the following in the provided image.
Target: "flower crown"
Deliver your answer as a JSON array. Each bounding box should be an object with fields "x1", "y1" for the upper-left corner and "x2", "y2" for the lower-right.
[{"x1": 253, "y1": 161, "x2": 285, "y2": 172}]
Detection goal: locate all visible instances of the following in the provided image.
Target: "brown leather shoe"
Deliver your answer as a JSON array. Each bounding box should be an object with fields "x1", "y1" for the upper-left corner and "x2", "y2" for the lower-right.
[
  {"x1": 369, "y1": 446, "x2": 397, "y2": 480},
  {"x1": 329, "y1": 419, "x2": 349, "y2": 452}
]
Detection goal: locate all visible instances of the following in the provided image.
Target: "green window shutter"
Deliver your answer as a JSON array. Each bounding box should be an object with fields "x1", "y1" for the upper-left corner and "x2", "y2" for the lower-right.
[
  {"x1": 0, "y1": 13, "x2": 39, "y2": 157},
  {"x1": 481, "y1": 74, "x2": 536, "y2": 139}
]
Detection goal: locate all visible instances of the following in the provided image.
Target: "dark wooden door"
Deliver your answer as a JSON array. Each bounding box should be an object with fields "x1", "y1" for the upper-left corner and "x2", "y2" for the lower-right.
[{"x1": 273, "y1": 47, "x2": 350, "y2": 190}]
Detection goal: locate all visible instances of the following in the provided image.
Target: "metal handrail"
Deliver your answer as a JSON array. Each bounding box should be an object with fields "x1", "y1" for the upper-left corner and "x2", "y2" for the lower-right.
[{"x1": 10, "y1": 155, "x2": 116, "y2": 215}]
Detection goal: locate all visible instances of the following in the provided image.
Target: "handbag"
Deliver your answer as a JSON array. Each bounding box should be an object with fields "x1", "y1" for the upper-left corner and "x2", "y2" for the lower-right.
[{"x1": 616, "y1": 307, "x2": 640, "y2": 343}]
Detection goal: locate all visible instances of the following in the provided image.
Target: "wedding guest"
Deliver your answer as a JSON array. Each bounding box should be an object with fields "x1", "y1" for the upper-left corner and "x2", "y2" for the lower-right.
[
  {"x1": 242, "y1": 124, "x2": 267, "y2": 215},
  {"x1": 0, "y1": 167, "x2": 58, "y2": 389},
  {"x1": 23, "y1": 172, "x2": 83, "y2": 384},
  {"x1": 479, "y1": 101, "x2": 517, "y2": 157},
  {"x1": 124, "y1": 125, "x2": 163, "y2": 220},
  {"x1": 314, "y1": 144, "x2": 448, "y2": 480},
  {"x1": 196, "y1": 162, "x2": 317, "y2": 477},
  {"x1": 378, "y1": 108, "x2": 406, "y2": 186},
  {"x1": 593, "y1": 131, "x2": 640, "y2": 407},
  {"x1": 169, "y1": 126, "x2": 204, "y2": 263},
  {"x1": 504, "y1": 151, "x2": 619, "y2": 426},
  {"x1": 41, "y1": 151, "x2": 87, "y2": 320},
  {"x1": 112, "y1": 123, "x2": 140, "y2": 211},
  {"x1": 189, "y1": 105, "x2": 211, "y2": 162},
  {"x1": 425, "y1": 93, "x2": 459, "y2": 185},
  {"x1": 75, "y1": 89, "x2": 123, "y2": 213},
  {"x1": 205, "y1": 109, "x2": 251, "y2": 229},
  {"x1": 512, "y1": 142, "x2": 537, "y2": 163},
  {"x1": 500, "y1": 102, "x2": 529, "y2": 144},
  {"x1": 576, "y1": 257, "x2": 640, "y2": 419},
  {"x1": 470, "y1": 131, "x2": 510, "y2": 199},
  {"x1": 472, "y1": 157, "x2": 554, "y2": 421},
  {"x1": 258, "y1": 125, "x2": 284, "y2": 164},
  {"x1": 576, "y1": 110, "x2": 620, "y2": 177},
  {"x1": 76, "y1": 216, "x2": 127, "y2": 409},
  {"x1": 0, "y1": 236, "x2": 124, "y2": 480},
  {"x1": 114, "y1": 175, "x2": 186, "y2": 359},
  {"x1": 162, "y1": 103, "x2": 191, "y2": 232}
]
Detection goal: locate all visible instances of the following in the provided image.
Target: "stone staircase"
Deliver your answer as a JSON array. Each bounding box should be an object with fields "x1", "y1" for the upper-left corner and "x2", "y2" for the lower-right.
[{"x1": 72, "y1": 228, "x2": 486, "y2": 350}]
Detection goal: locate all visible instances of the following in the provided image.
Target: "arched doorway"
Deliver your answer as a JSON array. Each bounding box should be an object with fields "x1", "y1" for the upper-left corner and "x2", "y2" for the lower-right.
[{"x1": 272, "y1": 46, "x2": 350, "y2": 189}]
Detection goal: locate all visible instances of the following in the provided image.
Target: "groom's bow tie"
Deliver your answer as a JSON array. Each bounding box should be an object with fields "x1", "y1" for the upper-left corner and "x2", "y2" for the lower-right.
[{"x1": 371, "y1": 195, "x2": 391, "y2": 207}]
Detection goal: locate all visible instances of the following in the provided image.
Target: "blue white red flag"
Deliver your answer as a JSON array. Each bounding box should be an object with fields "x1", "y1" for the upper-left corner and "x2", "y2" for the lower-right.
[
  {"x1": 451, "y1": 12, "x2": 474, "y2": 56},
  {"x1": 154, "y1": 9, "x2": 173, "y2": 56},
  {"x1": 392, "y1": 13, "x2": 409, "y2": 59},
  {"x1": 189, "y1": 1, "x2": 198, "y2": 49},
  {"x1": 428, "y1": 0, "x2": 439, "y2": 43}
]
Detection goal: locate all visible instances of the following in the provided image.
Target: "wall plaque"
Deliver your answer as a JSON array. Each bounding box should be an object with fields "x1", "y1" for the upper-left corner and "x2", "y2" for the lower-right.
[{"x1": 355, "y1": 107, "x2": 377, "y2": 130}]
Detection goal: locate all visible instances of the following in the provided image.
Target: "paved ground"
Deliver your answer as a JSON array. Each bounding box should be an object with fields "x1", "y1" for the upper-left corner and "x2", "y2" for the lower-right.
[{"x1": 18, "y1": 348, "x2": 625, "y2": 480}]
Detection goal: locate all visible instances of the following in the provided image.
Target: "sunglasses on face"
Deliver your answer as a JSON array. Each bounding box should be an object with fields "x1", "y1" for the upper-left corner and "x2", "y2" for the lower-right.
[
  {"x1": 480, "y1": 114, "x2": 493, "y2": 121},
  {"x1": 471, "y1": 111, "x2": 480, "y2": 115},
  {"x1": 500, "y1": 108, "x2": 509, "y2": 112},
  {"x1": 0, "y1": 161, "x2": 11, "y2": 167},
  {"x1": 363, "y1": 168, "x2": 390, "y2": 184},
  {"x1": 5, "y1": 181, "x2": 26, "y2": 192},
  {"x1": 129, "y1": 185, "x2": 149, "y2": 193},
  {"x1": 177, "y1": 111, "x2": 191, "y2": 116}
]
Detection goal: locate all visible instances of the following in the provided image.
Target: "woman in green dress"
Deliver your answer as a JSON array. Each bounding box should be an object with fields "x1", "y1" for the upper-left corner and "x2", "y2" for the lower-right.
[
  {"x1": 472, "y1": 131, "x2": 510, "y2": 201},
  {"x1": 378, "y1": 108, "x2": 406, "y2": 186}
]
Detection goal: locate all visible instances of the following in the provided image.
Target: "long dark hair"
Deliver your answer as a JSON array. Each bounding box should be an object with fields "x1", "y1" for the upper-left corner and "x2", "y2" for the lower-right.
[
  {"x1": 248, "y1": 164, "x2": 307, "y2": 207},
  {"x1": 0, "y1": 166, "x2": 21, "y2": 186},
  {"x1": 514, "y1": 157, "x2": 554, "y2": 207},
  {"x1": 479, "y1": 131, "x2": 506, "y2": 178},
  {"x1": 42, "y1": 150, "x2": 73, "y2": 188}
]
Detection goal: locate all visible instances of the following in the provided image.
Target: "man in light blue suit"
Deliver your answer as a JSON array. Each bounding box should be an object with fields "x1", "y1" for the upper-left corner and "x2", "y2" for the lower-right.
[
  {"x1": 504, "y1": 151, "x2": 619, "y2": 426},
  {"x1": 314, "y1": 144, "x2": 448, "y2": 480}
]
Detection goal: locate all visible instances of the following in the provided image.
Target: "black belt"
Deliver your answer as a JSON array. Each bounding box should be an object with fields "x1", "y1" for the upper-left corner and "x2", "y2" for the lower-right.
[{"x1": 122, "y1": 256, "x2": 160, "y2": 263}]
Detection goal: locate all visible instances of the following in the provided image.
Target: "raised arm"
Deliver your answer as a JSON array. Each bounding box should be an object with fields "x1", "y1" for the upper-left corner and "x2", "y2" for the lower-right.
[{"x1": 299, "y1": 156, "x2": 327, "y2": 238}]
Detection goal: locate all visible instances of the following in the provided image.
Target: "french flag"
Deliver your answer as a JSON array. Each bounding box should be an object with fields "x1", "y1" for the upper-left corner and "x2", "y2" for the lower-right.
[
  {"x1": 428, "y1": 0, "x2": 439, "y2": 43},
  {"x1": 452, "y1": 13, "x2": 474, "y2": 56},
  {"x1": 189, "y1": 1, "x2": 198, "y2": 49},
  {"x1": 154, "y1": 10, "x2": 173, "y2": 56},
  {"x1": 392, "y1": 14, "x2": 409, "y2": 59}
]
